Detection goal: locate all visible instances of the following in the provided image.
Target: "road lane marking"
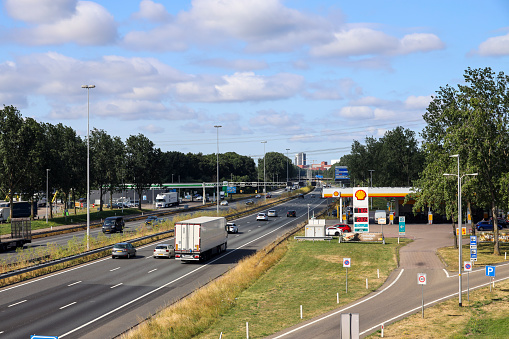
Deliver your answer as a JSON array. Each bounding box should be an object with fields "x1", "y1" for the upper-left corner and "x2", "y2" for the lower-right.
[
  {"x1": 148, "y1": 269, "x2": 157, "y2": 273},
  {"x1": 110, "y1": 267, "x2": 120, "y2": 272},
  {"x1": 270, "y1": 269, "x2": 405, "y2": 339},
  {"x1": 60, "y1": 302, "x2": 76, "y2": 310},
  {"x1": 111, "y1": 283, "x2": 123, "y2": 289},
  {"x1": 443, "y1": 269, "x2": 450, "y2": 278},
  {"x1": 8, "y1": 300, "x2": 27, "y2": 307},
  {"x1": 68, "y1": 281, "x2": 82, "y2": 286}
]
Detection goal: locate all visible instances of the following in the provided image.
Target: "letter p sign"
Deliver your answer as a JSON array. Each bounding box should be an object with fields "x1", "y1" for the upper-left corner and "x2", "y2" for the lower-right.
[{"x1": 485, "y1": 265, "x2": 496, "y2": 277}]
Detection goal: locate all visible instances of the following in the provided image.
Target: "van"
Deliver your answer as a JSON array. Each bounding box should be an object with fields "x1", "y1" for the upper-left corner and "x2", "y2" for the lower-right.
[
  {"x1": 375, "y1": 210, "x2": 386, "y2": 224},
  {"x1": 102, "y1": 216, "x2": 125, "y2": 233}
]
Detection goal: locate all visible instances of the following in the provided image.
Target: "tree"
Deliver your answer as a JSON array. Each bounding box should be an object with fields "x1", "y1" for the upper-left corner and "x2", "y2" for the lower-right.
[
  {"x1": 125, "y1": 134, "x2": 159, "y2": 209},
  {"x1": 419, "y1": 67, "x2": 509, "y2": 255}
]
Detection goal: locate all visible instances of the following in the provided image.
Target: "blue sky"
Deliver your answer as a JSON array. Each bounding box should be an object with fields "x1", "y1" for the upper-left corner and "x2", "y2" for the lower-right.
[{"x1": 0, "y1": 0, "x2": 508, "y2": 164}]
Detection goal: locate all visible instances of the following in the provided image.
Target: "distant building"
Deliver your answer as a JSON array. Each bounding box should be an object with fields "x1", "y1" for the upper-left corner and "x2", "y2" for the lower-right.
[
  {"x1": 310, "y1": 161, "x2": 331, "y2": 171},
  {"x1": 295, "y1": 152, "x2": 306, "y2": 166}
]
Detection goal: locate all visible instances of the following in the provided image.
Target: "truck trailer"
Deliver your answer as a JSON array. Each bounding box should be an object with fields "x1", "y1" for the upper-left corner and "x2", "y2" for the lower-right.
[
  {"x1": 0, "y1": 218, "x2": 32, "y2": 251},
  {"x1": 155, "y1": 192, "x2": 179, "y2": 208},
  {"x1": 174, "y1": 216, "x2": 227, "y2": 262}
]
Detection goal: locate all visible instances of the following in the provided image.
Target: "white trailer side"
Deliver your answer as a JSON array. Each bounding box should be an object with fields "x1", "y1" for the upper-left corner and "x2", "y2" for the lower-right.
[{"x1": 174, "y1": 216, "x2": 227, "y2": 261}]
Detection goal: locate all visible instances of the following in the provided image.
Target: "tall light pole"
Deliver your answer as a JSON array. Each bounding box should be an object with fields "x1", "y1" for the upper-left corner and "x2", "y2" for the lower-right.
[
  {"x1": 444, "y1": 154, "x2": 478, "y2": 307},
  {"x1": 261, "y1": 141, "x2": 267, "y2": 196},
  {"x1": 46, "y1": 169, "x2": 50, "y2": 224},
  {"x1": 286, "y1": 148, "x2": 290, "y2": 185},
  {"x1": 82, "y1": 84, "x2": 95, "y2": 251},
  {"x1": 214, "y1": 125, "x2": 222, "y2": 214},
  {"x1": 368, "y1": 169, "x2": 374, "y2": 209}
]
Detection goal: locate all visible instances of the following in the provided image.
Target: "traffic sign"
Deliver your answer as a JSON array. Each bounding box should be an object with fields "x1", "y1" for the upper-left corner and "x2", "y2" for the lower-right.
[
  {"x1": 470, "y1": 236, "x2": 477, "y2": 246},
  {"x1": 417, "y1": 273, "x2": 427, "y2": 285},
  {"x1": 464, "y1": 261, "x2": 472, "y2": 272},
  {"x1": 399, "y1": 216, "x2": 406, "y2": 235},
  {"x1": 343, "y1": 258, "x2": 351, "y2": 268},
  {"x1": 470, "y1": 248, "x2": 477, "y2": 261},
  {"x1": 485, "y1": 265, "x2": 496, "y2": 277}
]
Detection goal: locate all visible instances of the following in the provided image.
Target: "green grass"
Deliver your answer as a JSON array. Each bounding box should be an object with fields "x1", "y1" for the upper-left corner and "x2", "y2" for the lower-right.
[{"x1": 196, "y1": 233, "x2": 408, "y2": 338}]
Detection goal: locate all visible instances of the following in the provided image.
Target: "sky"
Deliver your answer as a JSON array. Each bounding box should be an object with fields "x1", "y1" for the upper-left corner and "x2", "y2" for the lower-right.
[{"x1": 1, "y1": 0, "x2": 508, "y2": 165}]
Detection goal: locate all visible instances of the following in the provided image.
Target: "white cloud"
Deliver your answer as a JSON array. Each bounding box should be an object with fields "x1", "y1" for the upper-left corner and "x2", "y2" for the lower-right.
[
  {"x1": 132, "y1": 0, "x2": 172, "y2": 22},
  {"x1": 4, "y1": 0, "x2": 77, "y2": 24},
  {"x1": 7, "y1": 1, "x2": 117, "y2": 45},
  {"x1": 337, "y1": 106, "x2": 373, "y2": 119},
  {"x1": 311, "y1": 28, "x2": 444, "y2": 58},
  {"x1": 478, "y1": 33, "x2": 509, "y2": 56},
  {"x1": 140, "y1": 124, "x2": 165, "y2": 134},
  {"x1": 404, "y1": 95, "x2": 432, "y2": 109},
  {"x1": 175, "y1": 72, "x2": 304, "y2": 102},
  {"x1": 194, "y1": 58, "x2": 268, "y2": 71}
]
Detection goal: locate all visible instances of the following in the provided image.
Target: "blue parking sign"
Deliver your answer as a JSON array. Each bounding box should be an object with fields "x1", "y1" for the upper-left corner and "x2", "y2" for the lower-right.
[
  {"x1": 470, "y1": 236, "x2": 477, "y2": 246},
  {"x1": 485, "y1": 265, "x2": 496, "y2": 277}
]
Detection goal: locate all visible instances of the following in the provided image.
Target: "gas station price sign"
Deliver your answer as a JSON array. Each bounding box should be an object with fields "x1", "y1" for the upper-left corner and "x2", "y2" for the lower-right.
[{"x1": 353, "y1": 187, "x2": 369, "y2": 233}]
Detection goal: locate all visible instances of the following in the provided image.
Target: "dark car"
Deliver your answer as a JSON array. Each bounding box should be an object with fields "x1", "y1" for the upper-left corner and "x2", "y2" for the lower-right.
[
  {"x1": 102, "y1": 216, "x2": 124, "y2": 233},
  {"x1": 287, "y1": 210, "x2": 296, "y2": 217},
  {"x1": 475, "y1": 221, "x2": 503, "y2": 232},
  {"x1": 266, "y1": 193, "x2": 272, "y2": 198},
  {"x1": 145, "y1": 216, "x2": 160, "y2": 225},
  {"x1": 112, "y1": 242, "x2": 136, "y2": 259},
  {"x1": 245, "y1": 199, "x2": 254, "y2": 205},
  {"x1": 298, "y1": 193, "x2": 304, "y2": 199},
  {"x1": 496, "y1": 218, "x2": 509, "y2": 228}
]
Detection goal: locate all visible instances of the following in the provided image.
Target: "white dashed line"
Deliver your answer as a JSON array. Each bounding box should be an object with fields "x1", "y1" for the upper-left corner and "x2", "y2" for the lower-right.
[
  {"x1": 68, "y1": 281, "x2": 82, "y2": 286},
  {"x1": 60, "y1": 302, "x2": 76, "y2": 310},
  {"x1": 110, "y1": 267, "x2": 120, "y2": 272},
  {"x1": 110, "y1": 283, "x2": 123, "y2": 289},
  {"x1": 8, "y1": 300, "x2": 27, "y2": 308},
  {"x1": 148, "y1": 269, "x2": 157, "y2": 274}
]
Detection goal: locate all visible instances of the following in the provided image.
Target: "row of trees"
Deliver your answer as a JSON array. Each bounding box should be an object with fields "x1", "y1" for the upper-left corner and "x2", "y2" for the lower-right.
[
  {"x1": 0, "y1": 105, "x2": 296, "y2": 215},
  {"x1": 326, "y1": 126, "x2": 425, "y2": 187}
]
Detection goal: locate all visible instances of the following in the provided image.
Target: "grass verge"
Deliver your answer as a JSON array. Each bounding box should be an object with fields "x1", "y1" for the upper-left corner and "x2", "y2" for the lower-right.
[
  {"x1": 368, "y1": 279, "x2": 509, "y2": 338},
  {"x1": 123, "y1": 229, "x2": 409, "y2": 339}
]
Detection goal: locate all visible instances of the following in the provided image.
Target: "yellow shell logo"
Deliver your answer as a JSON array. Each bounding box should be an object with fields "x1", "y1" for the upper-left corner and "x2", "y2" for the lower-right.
[
  {"x1": 333, "y1": 191, "x2": 339, "y2": 197},
  {"x1": 355, "y1": 190, "x2": 367, "y2": 200}
]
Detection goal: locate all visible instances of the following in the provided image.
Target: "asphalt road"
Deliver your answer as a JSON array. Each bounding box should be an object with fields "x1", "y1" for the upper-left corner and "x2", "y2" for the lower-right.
[
  {"x1": 0, "y1": 191, "x2": 327, "y2": 338},
  {"x1": 267, "y1": 223, "x2": 509, "y2": 338}
]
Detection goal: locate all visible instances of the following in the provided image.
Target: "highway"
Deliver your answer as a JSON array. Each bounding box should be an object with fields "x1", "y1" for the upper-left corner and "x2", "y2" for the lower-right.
[
  {"x1": 0, "y1": 190, "x2": 327, "y2": 338},
  {"x1": 267, "y1": 223, "x2": 509, "y2": 338}
]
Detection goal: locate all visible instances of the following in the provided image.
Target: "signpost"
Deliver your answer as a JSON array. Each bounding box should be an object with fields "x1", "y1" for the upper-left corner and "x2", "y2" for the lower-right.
[
  {"x1": 486, "y1": 265, "x2": 496, "y2": 291},
  {"x1": 470, "y1": 236, "x2": 478, "y2": 262},
  {"x1": 343, "y1": 258, "x2": 351, "y2": 293},
  {"x1": 464, "y1": 261, "x2": 472, "y2": 301},
  {"x1": 399, "y1": 216, "x2": 406, "y2": 243},
  {"x1": 417, "y1": 273, "x2": 427, "y2": 318}
]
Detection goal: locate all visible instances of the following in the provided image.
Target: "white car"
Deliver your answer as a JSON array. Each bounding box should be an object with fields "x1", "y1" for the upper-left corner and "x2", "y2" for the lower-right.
[
  {"x1": 255, "y1": 194, "x2": 261, "y2": 198},
  {"x1": 220, "y1": 200, "x2": 229, "y2": 206},
  {"x1": 153, "y1": 243, "x2": 175, "y2": 258},
  {"x1": 226, "y1": 222, "x2": 238, "y2": 233},
  {"x1": 325, "y1": 226, "x2": 344, "y2": 236},
  {"x1": 256, "y1": 213, "x2": 268, "y2": 221},
  {"x1": 267, "y1": 210, "x2": 277, "y2": 217}
]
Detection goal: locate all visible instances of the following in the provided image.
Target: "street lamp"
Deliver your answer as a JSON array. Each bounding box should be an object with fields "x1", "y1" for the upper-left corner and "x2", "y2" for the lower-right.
[
  {"x1": 286, "y1": 148, "x2": 290, "y2": 185},
  {"x1": 444, "y1": 154, "x2": 478, "y2": 307},
  {"x1": 261, "y1": 141, "x2": 267, "y2": 197},
  {"x1": 46, "y1": 169, "x2": 50, "y2": 225},
  {"x1": 368, "y1": 170, "x2": 374, "y2": 209},
  {"x1": 214, "y1": 125, "x2": 222, "y2": 214},
  {"x1": 82, "y1": 84, "x2": 95, "y2": 251}
]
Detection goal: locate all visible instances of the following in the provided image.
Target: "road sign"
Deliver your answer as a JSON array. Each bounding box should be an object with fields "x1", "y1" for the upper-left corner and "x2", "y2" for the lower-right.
[
  {"x1": 470, "y1": 248, "x2": 477, "y2": 261},
  {"x1": 470, "y1": 236, "x2": 477, "y2": 246},
  {"x1": 226, "y1": 186, "x2": 236, "y2": 193},
  {"x1": 417, "y1": 273, "x2": 427, "y2": 285},
  {"x1": 464, "y1": 261, "x2": 472, "y2": 272},
  {"x1": 399, "y1": 216, "x2": 406, "y2": 234},
  {"x1": 343, "y1": 258, "x2": 351, "y2": 268},
  {"x1": 485, "y1": 265, "x2": 496, "y2": 277}
]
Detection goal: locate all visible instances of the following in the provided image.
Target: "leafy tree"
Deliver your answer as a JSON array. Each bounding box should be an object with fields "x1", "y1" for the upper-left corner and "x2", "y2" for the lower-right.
[{"x1": 419, "y1": 67, "x2": 509, "y2": 255}]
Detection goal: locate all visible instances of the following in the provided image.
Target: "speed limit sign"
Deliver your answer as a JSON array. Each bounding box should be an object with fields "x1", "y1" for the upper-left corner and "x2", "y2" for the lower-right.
[{"x1": 417, "y1": 273, "x2": 427, "y2": 285}]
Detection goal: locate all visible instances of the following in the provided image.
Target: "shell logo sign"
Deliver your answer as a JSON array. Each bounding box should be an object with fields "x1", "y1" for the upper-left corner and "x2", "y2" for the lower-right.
[
  {"x1": 333, "y1": 191, "x2": 339, "y2": 197},
  {"x1": 355, "y1": 189, "x2": 367, "y2": 200}
]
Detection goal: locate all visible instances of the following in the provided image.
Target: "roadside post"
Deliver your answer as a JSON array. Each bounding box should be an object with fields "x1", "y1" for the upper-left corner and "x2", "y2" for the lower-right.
[
  {"x1": 464, "y1": 261, "x2": 472, "y2": 301},
  {"x1": 485, "y1": 265, "x2": 496, "y2": 291},
  {"x1": 417, "y1": 273, "x2": 427, "y2": 318},
  {"x1": 470, "y1": 236, "x2": 478, "y2": 262},
  {"x1": 398, "y1": 216, "x2": 406, "y2": 243},
  {"x1": 343, "y1": 258, "x2": 351, "y2": 293},
  {"x1": 340, "y1": 313, "x2": 359, "y2": 339}
]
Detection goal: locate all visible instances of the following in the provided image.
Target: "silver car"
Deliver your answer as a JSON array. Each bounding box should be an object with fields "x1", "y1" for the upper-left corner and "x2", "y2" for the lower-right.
[
  {"x1": 267, "y1": 210, "x2": 277, "y2": 217},
  {"x1": 227, "y1": 222, "x2": 239, "y2": 233},
  {"x1": 153, "y1": 243, "x2": 175, "y2": 258},
  {"x1": 112, "y1": 242, "x2": 136, "y2": 259},
  {"x1": 256, "y1": 213, "x2": 268, "y2": 221}
]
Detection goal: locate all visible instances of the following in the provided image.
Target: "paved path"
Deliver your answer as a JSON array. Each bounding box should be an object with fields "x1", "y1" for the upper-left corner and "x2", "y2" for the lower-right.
[{"x1": 266, "y1": 223, "x2": 504, "y2": 339}]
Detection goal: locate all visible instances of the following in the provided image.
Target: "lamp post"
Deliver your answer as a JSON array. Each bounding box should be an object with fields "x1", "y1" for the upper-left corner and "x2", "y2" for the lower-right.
[
  {"x1": 81, "y1": 84, "x2": 95, "y2": 251},
  {"x1": 261, "y1": 141, "x2": 267, "y2": 197},
  {"x1": 46, "y1": 169, "x2": 50, "y2": 225},
  {"x1": 444, "y1": 154, "x2": 478, "y2": 307},
  {"x1": 214, "y1": 125, "x2": 222, "y2": 214},
  {"x1": 172, "y1": 173, "x2": 174, "y2": 183},
  {"x1": 286, "y1": 148, "x2": 290, "y2": 185}
]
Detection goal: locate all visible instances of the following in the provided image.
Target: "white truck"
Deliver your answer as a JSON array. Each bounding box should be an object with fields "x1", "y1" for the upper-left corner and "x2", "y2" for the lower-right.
[
  {"x1": 155, "y1": 192, "x2": 179, "y2": 208},
  {"x1": 174, "y1": 216, "x2": 227, "y2": 262}
]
